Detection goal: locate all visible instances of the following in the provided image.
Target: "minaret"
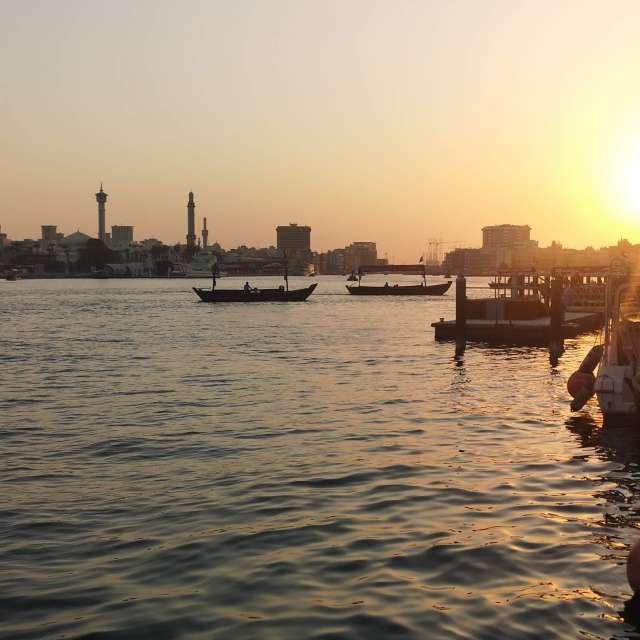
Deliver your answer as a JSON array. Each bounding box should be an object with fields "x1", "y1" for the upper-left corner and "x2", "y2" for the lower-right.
[
  {"x1": 202, "y1": 217, "x2": 209, "y2": 249},
  {"x1": 95, "y1": 183, "x2": 108, "y2": 243},
  {"x1": 186, "y1": 191, "x2": 196, "y2": 249}
]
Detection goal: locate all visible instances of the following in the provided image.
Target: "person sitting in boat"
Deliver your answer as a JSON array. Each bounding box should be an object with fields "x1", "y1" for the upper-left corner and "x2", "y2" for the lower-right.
[
  {"x1": 384, "y1": 282, "x2": 389, "y2": 287},
  {"x1": 243, "y1": 281, "x2": 252, "y2": 292},
  {"x1": 278, "y1": 285, "x2": 285, "y2": 291}
]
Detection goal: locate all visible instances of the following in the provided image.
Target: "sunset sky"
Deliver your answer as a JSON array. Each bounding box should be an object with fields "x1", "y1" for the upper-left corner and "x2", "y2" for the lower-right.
[{"x1": 2, "y1": 0, "x2": 640, "y2": 260}]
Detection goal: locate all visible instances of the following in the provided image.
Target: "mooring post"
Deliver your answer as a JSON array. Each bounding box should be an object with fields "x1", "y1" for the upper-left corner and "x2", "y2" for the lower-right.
[
  {"x1": 455, "y1": 273, "x2": 467, "y2": 356},
  {"x1": 549, "y1": 275, "x2": 564, "y2": 363}
]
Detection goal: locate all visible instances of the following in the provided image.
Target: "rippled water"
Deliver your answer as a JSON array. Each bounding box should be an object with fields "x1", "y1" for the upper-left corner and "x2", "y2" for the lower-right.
[{"x1": 2, "y1": 275, "x2": 640, "y2": 639}]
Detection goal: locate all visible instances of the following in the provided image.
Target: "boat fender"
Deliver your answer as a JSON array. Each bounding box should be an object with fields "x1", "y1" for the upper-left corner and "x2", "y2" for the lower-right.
[
  {"x1": 568, "y1": 371, "x2": 595, "y2": 398},
  {"x1": 578, "y1": 345, "x2": 603, "y2": 374},
  {"x1": 568, "y1": 345, "x2": 602, "y2": 411},
  {"x1": 568, "y1": 371, "x2": 596, "y2": 412}
]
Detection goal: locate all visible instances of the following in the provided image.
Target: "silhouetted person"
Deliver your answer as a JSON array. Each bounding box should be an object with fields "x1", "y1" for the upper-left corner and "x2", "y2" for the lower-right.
[{"x1": 244, "y1": 281, "x2": 251, "y2": 292}]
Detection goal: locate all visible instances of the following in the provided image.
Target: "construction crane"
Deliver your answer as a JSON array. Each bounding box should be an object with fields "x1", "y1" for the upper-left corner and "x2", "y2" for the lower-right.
[{"x1": 424, "y1": 239, "x2": 463, "y2": 265}]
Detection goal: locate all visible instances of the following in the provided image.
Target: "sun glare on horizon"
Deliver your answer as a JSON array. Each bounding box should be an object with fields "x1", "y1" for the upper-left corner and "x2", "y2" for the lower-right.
[{"x1": 608, "y1": 130, "x2": 640, "y2": 226}]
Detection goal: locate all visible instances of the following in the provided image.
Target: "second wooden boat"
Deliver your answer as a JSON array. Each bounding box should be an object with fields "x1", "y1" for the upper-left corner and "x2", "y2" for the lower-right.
[{"x1": 347, "y1": 281, "x2": 451, "y2": 296}]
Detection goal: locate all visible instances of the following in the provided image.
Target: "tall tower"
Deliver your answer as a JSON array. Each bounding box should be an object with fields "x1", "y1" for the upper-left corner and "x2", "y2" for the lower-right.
[
  {"x1": 202, "y1": 217, "x2": 209, "y2": 249},
  {"x1": 186, "y1": 191, "x2": 196, "y2": 249},
  {"x1": 95, "y1": 183, "x2": 108, "y2": 243}
]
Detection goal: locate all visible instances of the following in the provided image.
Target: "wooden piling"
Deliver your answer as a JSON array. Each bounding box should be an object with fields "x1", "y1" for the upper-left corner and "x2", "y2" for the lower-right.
[
  {"x1": 549, "y1": 275, "x2": 564, "y2": 363},
  {"x1": 455, "y1": 274, "x2": 467, "y2": 355}
]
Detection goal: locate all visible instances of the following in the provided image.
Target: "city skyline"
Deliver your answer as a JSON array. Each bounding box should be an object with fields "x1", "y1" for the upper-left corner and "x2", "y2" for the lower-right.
[
  {"x1": 3, "y1": 183, "x2": 639, "y2": 259},
  {"x1": 3, "y1": 1, "x2": 640, "y2": 260}
]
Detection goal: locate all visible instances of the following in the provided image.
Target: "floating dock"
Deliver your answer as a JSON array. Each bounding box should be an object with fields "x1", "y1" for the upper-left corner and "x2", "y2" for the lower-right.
[
  {"x1": 432, "y1": 311, "x2": 602, "y2": 344},
  {"x1": 433, "y1": 273, "x2": 603, "y2": 346}
]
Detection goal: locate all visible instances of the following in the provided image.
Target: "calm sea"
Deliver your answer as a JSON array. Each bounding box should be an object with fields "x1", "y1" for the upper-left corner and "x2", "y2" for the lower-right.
[{"x1": 2, "y1": 276, "x2": 640, "y2": 639}]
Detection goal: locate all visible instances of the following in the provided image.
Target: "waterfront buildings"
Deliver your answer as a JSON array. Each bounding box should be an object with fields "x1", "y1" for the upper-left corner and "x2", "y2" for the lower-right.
[
  {"x1": 444, "y1": 224, "x2": 538, "y2": 275},
  {"x1": 444, "y1": 223, "x2": 640, "y2": 275},
  {"x1": 313, "y1": 243, "x2": 378, "y2": 275}
]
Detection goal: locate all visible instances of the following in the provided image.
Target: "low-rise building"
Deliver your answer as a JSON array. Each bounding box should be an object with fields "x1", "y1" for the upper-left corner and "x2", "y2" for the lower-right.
[
  {"x1": 111, "y1": 225, "x2": 134, "y2": 250},
  {"x1": 325, "y1": 248, "x2": 346, "y2": 274},
  {"x1": 442, "y1": 248, "x2": 497, "y2": 275}
]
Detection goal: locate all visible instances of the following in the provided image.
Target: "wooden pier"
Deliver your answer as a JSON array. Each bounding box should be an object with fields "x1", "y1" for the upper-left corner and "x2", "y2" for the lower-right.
[
  {"x1": 433, "y1": 268, "x2": 604, "y2": 346},
  {"x1": 432, "y1": 311, "x2": 601, "y2": 344}
]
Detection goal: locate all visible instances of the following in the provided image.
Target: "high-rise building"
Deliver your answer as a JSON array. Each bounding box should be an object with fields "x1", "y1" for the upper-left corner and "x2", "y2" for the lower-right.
[
  {"x1": 202, "y1": 217, "x2": 209, "y2": 249},
  {"x1": 482, "y1": 225, "x2": 531, "y2": 249},
  {"x1": 345, "y1": 242, "x2": 377, "y2": 272},
  {"x1": 95, "y1": 184, "x2": 108, "y2": 243},
  {"x1": 111, "y1": 225, "x2": 134, "y2": 250},
  {"x1": 186, "y1": 192, "x2": 196, "y2": 249},
  {"x1": 276, "y1": 223, "x2": 311, "y2": 252}
]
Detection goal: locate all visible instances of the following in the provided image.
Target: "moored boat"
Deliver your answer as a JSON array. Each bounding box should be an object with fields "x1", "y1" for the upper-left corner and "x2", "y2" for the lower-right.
[
  {"x1": 594, "y1": 271, "x2": 640, "y2": 423},
  {"x1": 347, "y1": 281, "x2": 451, "y2": 296}
]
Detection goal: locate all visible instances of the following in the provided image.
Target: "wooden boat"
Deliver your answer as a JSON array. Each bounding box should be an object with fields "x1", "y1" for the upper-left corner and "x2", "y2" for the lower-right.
[
  {"x1": 347, "y1": 281, "x2": 451, "y2": 296},
  {"x1": 193, "y1": 252, "x2": 317, "y2": 302},
  {"x1": 193, "y1": 283, "x2": 317, "y2": 302}
]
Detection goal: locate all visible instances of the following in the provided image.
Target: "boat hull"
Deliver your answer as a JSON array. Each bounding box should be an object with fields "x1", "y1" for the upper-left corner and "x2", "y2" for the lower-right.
[
  {"x1": 347, "y1": 282, "x2": 451, "y2": 296},
  {"x1": 193, "y1": 283, "x2": 317, "y2": 302}
]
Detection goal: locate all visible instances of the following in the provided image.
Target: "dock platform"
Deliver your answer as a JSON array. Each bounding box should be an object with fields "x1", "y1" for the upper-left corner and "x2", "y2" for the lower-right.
[{"x1": 432, "y1": 311, "x2": 602, "y2": 344}]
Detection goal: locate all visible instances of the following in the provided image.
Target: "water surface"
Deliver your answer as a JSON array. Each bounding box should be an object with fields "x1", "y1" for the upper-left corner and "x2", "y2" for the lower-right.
[{"x1": 2, "y1": 276, "x2": 639, "y2": 639}]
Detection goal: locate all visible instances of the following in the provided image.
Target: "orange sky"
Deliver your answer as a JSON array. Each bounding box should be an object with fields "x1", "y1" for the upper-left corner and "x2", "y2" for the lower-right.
[{"x1": 2, "y1": 0, "x2": 640, "y2": 261}]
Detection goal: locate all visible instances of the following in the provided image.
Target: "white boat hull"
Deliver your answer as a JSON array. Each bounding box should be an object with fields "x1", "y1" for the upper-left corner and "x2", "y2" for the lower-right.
[{"x1": 595, "y1": 364, "x2": 639, "y2": 421}]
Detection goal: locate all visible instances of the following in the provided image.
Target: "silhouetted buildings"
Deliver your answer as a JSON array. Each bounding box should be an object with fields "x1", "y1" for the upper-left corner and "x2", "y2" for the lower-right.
[
  {"x1": 444, "y1": 224, "x2": 537, "y2": 274},
  {"x1": 313, "y1": 242, "x2": 379, "y2": 274},
  {"x1": 443, "y1": 224, "x2": 640, "y2": 275}
]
